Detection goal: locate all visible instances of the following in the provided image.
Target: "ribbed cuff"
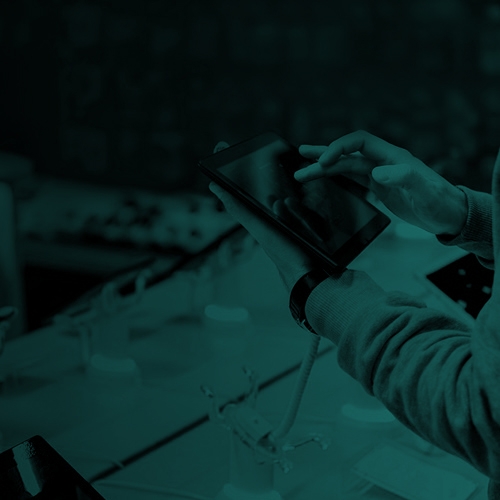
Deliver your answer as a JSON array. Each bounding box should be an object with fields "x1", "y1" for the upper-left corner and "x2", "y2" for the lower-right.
[
  {"x1": 304, "y1": 269, "x2": 384, "y2": 344},
  {"x1": 437, "y1": 185, "x2": 493, "y2": 249}
]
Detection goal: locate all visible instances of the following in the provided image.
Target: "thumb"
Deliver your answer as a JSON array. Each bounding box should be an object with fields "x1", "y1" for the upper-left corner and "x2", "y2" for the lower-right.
[{"x1": 372, "y1": 164, "x2": 415, "y2": 187}]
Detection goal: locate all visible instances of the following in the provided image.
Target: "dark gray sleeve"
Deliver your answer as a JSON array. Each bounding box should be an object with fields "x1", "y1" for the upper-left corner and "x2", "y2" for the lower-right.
[
  {"x1": 436, "y1": 186, "x2": 494, "y2": 269},
  {"x1": 305, "y1": 270, "x2": 500, "y2": 483}
]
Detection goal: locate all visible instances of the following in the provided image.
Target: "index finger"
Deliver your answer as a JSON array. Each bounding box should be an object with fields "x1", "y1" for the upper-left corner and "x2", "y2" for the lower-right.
[
  {"x1": 294, "y1": 154, "x2": 376, "y2": 182},
  {"x1": 298, "y1": 145, "x2": 328, "y2": 159},
  {"x1": 319, "y1": 130, "x2": 409, "y2": 166}
]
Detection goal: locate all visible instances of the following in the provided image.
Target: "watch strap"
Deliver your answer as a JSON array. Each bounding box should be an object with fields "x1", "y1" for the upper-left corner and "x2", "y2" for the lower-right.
[{"x1": 289, "y1": 269, "x2": 330, "y2": 334}]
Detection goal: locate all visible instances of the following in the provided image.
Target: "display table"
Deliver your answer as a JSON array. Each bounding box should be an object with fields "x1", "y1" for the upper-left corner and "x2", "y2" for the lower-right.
[{"x1": 0, "y1": 217, "x2": 489, "y2": 498}]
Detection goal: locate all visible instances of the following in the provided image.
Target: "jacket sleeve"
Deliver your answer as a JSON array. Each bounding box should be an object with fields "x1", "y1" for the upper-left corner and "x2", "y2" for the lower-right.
[
  {"x1": 436, "y1": 186, "x2": 494, "y2": 269},
  {"x1": 305, "y1": 269, "x2": 500, "y2": 482}
]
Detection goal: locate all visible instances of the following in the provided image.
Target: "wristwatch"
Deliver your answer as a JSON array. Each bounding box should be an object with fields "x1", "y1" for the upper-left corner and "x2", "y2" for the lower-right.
[{"x1": 289, "y1": 269, "x2": 330, "y2": 334}]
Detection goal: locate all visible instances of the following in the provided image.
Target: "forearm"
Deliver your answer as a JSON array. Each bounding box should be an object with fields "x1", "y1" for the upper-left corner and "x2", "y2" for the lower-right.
[
  {"x1": 437, "y1": 186, "x2": 494, "y2": 269},
  {"x1": 305, "y1": 271, "x2": 500, "y2": 480}
]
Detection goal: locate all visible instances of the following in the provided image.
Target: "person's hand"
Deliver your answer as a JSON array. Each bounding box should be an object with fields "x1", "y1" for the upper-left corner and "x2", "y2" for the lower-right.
[
  {"x1": 209, "y1": 142, "x2": 314, "y2": 291},
  {"x1": 295, "y1": 130, "x2": 468, "y2": 236}
]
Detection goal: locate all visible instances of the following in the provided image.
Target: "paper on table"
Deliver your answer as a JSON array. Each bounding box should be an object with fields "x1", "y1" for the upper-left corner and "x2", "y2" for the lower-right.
[{"x1": 351, "y1": 445, "x2": 477, "y2": 500}]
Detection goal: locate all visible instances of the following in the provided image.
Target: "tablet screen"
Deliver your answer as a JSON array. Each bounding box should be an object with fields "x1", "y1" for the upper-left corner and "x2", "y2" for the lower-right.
[
  {"x1": 0, "y1": 436, "x2": 105, "y2": 500},
  {"x1": 426, "y1": 253, "x2": 494, "y2": 319},
  {"x1": 216, "y1": 136, "x2": 381, "y2": 257}
]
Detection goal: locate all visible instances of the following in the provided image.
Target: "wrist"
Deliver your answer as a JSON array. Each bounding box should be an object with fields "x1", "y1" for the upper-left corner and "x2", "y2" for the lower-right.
[
  {"x1": 446, "y1": 187, "x2": 468, "y2": 236},
  {"x1": 279, "y1": 265, "x2": 315, "y2": 293}
]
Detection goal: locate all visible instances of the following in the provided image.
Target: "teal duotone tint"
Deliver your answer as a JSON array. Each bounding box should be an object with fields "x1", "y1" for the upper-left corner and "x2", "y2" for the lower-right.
[{"x1": 0, "y1": 1, "x2": 499, "y2": 499}]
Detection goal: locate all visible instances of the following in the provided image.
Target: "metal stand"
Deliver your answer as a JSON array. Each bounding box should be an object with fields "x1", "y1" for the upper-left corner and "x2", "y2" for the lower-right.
[
  {"x1": 54, "y1": 270, "x2": 150, "y2": 372},
  {"x1": 215, "y1": 435, "x2": 282, "y2": 500},
  {"x1": 202, "y1": 367, "x2": 329, "y2": 500}
]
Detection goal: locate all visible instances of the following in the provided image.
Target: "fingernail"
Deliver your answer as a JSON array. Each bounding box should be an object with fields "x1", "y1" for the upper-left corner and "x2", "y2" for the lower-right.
[
  {"x1": 294, "y1": 169, "x2": 309, "y2": 181},
  {"x1": 372, "y1": 168, "x2": 390, "y2": 183},
  {"x1": 214, "y1": 141, "x2": 229, "y2": 153},
  {"x1": 209, "y1": 183, "x2": 221, "y2": 196},
  {"x1": 295, "y1": 163, "x2": 320, "y2": 181}
]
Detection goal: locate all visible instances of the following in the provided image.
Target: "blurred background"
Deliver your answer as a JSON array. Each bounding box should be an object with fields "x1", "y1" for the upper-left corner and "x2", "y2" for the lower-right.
[{"x1": 0, "y1": 0, "x2": 499, "y2": 332}]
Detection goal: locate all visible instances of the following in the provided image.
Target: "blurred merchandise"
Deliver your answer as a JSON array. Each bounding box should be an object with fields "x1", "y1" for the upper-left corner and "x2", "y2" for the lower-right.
[
  {"x1": 0, "y1": 307, "x2": 18, "y2": 356},
  {"x1": 17, "y1": 179, "x2": 239, "y2": 331},
  {"x1": 0, "y1": 183, "x2": 25, "y2": 338},
  {"x1": 18, "y1": 179, "x2": 236, "y2": 265}
]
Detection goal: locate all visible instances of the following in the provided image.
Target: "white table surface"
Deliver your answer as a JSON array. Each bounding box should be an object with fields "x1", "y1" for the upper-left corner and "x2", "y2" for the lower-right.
[
  {"x1": 92, "y1": 347, "x2": 489, "y2": 500},
  {"x1": 0, "y1": 216, "x2": 488, "y2": 499}
]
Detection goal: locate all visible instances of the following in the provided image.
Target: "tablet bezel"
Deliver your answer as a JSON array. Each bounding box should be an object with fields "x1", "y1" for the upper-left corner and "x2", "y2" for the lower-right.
[{"x1": 198, "y1": 131, "x2": 391, "y2": 273}]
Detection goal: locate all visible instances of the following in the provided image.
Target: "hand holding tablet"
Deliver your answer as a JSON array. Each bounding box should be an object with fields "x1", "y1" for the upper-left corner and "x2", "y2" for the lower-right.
[{"x1": 199, "y1": 132, "x2": 391, "y2": 274}]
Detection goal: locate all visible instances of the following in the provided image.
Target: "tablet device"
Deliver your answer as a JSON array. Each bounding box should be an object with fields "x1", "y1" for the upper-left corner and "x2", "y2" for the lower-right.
[
  {"x1": 198, "y1": 131, "x2": 391, "y2": 271},
  {"x1": 0, "y1": 435, "x2": 106, "y2": 500},
  {"x1": 423, "y1": 252, "x2": 494, "y2": 320}
]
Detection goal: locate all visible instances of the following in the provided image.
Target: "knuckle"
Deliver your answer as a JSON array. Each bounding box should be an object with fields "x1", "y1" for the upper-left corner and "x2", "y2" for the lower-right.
[
  {"x1": 396, "y1": 147, "x2": 413, "y2": 161},
  {"x1": 353, "y1": 129, "x2": 370, "y2": 140},
  {"x1": 401, "y1": 162, "x2": 412, "y2": 173}
]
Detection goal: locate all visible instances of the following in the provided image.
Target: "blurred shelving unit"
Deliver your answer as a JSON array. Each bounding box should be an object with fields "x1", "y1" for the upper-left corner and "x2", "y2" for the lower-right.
[{"x1": 0, "y1": 0, "x2": 499, "y2": 195}]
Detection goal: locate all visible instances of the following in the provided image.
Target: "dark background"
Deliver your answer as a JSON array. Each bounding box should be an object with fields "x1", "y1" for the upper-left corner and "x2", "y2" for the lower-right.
[{"x1": 1, "y1": 0, "x2": 500, "y2": 193}]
